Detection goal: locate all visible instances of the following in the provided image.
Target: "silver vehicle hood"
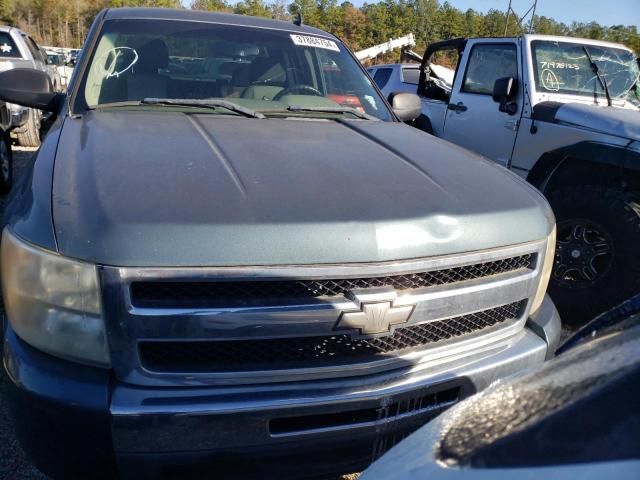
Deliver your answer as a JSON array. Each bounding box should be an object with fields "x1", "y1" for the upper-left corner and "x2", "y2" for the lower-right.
[
  {"x1": 52, "y1": 111, "x2": 553, "y2": 267},
  {"x1": 551, "y1": 103, "x2": 640, "y2": 140}
]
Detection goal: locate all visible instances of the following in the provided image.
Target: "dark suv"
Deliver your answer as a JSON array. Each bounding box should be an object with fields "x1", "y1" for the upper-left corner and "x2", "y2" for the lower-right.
[{"x1": 0, "y1": 8, "x2": 559, "y2": 479}]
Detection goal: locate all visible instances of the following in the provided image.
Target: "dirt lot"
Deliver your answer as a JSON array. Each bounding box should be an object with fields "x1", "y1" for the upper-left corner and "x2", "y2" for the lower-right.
[{"x1": 0, "y1": 147, "x2": 49, "y2": 480}]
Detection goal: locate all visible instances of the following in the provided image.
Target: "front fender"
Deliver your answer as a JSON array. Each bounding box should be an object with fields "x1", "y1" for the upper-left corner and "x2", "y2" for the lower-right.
[
  {"x1": 527, "y1": 140, "x2": 640, "y2": 191},
  {"x1": 549, "y1": 141, "x2": 640, "y2": 171},
  {"x1": 1, "y1": 114, "x2": 65, "y2": 251}
]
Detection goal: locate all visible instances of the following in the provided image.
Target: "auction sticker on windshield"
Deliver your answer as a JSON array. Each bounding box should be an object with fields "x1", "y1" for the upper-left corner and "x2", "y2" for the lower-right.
[{"x1": 290, "y1": 34, "x2": 340, "y2": 52}]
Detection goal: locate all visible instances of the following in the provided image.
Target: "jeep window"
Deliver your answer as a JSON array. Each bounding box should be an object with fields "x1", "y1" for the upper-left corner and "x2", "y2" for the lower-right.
[
  {"x1": 462, "y1": 44, "x2": 517, "y2": 95},
  {"x1": 423, "y1": 47, "x2": 459, "y2": 101},
  {"x1": 79, "y1": 19, "x2": 391, "y2": 120},
  {"x1": 47, "y1": 53, "x2": 62, "y2": 66},
  {"x1": 401, "y1": 67, "x2": 420, "y2": 85},
  {"x1": 0, "y1": 32, "x2": 20, "y2": 59},
  {"x1": 23, "y1": 34, "x2": 45, "y2": 63},
  {"x1": 372, "y1": 68, "x2": 392, "y2": 89},
  {"x1": 532, "y1": 40, "x2": 640, "y2": 106}
]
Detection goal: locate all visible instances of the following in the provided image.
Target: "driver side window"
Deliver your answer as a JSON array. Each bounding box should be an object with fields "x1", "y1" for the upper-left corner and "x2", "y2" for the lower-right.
[
  {"x1": 462, "y1": 43, "x2": 517, "y2": 95},
  {"x1": 24, "y1": 35, "x2": 46, "y2": 63},
  {"x1": 423, "y1": 48, "x2": 459, "y2": 102}
]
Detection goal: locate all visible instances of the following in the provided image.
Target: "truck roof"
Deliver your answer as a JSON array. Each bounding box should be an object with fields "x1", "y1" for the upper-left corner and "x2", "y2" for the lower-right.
[
  {"x1": 103, "y1": 7, "x2": 337, "y2": 40},
  {"x1": 471, "y1": 34, "x2": 632, "y2": 52},
  {"x1": 523, "y1": 34, "x2": 633, "y2": 51},
  {"x1": 0, "y1": 26, "x2": 23, "y2": 35},
  {"x1": 426, "y1": 34, "x2": 633, "y2": 54}
]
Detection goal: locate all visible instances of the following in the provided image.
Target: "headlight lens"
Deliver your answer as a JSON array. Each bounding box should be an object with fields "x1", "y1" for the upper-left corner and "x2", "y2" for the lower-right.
[
  {"x1": 1, "y1": 228, "x2": 110, "y2": 367},
  {"x1": 530, "y1": 225, "x2": 556, "y2": 315}
]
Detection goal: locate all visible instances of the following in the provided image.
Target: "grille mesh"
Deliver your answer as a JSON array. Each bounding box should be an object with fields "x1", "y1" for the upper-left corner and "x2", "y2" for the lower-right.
[
  {"x1": 131, "y1": 255, "x2": 533, "y2": 308},
  {"x1": 139, "y1": 301, "x2": 525, "y2": 372}
]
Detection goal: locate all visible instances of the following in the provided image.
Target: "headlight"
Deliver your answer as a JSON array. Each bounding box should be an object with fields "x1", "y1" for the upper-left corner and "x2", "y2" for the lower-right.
[
  {"x1": 1, "y1": 228, "x2": 110, "y2": 367},
  {"x1": 530, "y1": 225, "x2": 556, "y2": 315}
]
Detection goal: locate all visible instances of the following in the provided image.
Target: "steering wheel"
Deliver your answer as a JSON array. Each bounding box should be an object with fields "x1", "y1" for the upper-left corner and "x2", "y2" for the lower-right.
[{"x1": 273, "y1": 84, "x2": 323, "y2": 100}]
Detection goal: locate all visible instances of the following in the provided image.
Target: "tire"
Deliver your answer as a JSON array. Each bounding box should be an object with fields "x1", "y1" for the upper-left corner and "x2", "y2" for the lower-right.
[
  {"x1": 15, "y1": 109, "x2": 41, "y2": 148},
  {"x1": 0, "y1": 129, "x2": 12, "y2": 194},
  {"x1": 546, "y1": 185, "x2": 640, "y2": 326}
]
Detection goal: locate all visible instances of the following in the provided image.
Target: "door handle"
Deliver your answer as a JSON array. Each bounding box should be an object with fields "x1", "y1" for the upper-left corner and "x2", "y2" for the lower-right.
[{"x1": 447, "y1": 102, "x2": 467, "y2": 113}]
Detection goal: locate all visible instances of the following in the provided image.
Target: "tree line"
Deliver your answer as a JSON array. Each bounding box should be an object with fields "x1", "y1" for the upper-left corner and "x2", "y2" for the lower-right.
[{"x1": 1, "y1": 0, "x2": 638, "y2": 59}]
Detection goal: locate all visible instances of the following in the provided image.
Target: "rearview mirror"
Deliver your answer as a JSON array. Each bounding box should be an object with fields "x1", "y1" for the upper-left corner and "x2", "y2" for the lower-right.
[
  {"x1": 492, "y1": 76, "x2": 518, "y2": 115},
  {"x1": 0, "y1": 69, "x2": 63, "y2": 112},
  {"x1": 389, "y1": 92, "x2": 421, "y2": 122}
]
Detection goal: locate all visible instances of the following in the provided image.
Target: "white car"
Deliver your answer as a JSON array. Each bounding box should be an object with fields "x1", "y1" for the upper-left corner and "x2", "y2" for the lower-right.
[
  {"x1": 46, "y1": 50, "x2": 73, "y2": 88},
  {"x1": 367, "y1": 63, "x2": 420, "y2": 98}
]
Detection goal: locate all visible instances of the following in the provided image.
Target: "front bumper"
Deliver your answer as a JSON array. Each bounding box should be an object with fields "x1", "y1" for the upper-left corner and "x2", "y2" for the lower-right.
[{"x1": 2, "y1": 295, "x2": 560, "y2": 479}]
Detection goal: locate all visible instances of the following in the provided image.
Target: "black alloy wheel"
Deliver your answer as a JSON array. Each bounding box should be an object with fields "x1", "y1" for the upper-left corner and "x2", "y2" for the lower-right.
[{"x1": 546, "y1": 186, "x2": 640, "y2": 326}]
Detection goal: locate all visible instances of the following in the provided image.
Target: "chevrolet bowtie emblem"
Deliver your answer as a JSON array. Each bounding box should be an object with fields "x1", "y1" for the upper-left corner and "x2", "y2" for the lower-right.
[{"x1": 335, "y1": 290, "x2": 415, "y2": 336}]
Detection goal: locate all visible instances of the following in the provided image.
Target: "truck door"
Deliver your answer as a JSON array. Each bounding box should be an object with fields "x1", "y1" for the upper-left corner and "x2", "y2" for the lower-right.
[
  {"x1": 442, "y1": 40, "x2": 522, "y2": 167},
  {"x1": 417, "y1": 40, "x2": 464, "y2": 137}
]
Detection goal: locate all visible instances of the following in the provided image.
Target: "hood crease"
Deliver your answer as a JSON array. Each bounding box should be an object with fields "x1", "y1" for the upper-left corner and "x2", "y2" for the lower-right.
[
  {"x1": 187, "y1": 113, "x2": 248, "y2": 199},
  {"x1": 337, "y1": 119, "x2": 450, "y2": 197}
]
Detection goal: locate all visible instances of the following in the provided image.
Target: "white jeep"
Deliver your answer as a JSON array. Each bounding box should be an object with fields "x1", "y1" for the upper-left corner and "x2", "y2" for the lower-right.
[{"x1": 414, "y1": 35, "x2": 640, "y2": 324}]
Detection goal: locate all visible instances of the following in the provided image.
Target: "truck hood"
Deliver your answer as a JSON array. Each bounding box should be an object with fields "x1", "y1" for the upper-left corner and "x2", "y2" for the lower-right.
[
  {"x1": 52, "y1": 111, "x2": 553, "y2": 267},
  {"x1": 536, "y1": 102, "x2": 640, "y2": 140}
]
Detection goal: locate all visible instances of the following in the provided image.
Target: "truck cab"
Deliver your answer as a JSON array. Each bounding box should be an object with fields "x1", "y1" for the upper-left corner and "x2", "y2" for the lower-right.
[{"x1": 416, "y1": 34, "x2": 640, "y2": 325}]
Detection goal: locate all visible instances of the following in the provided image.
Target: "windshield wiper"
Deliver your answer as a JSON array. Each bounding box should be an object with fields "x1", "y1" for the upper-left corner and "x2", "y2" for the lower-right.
[
  {"x1": 285, "y1": 105, "x2": 377, "y2": 120},
  {"x1": 92, "y1": 100, "x2": 144, "y2": 109},
  {"x1": 141, "y1": 98, "x2": 265, "y2": 118},
  {"x1": 582, "y1": 47, "x2": 612, "y2": 106}
]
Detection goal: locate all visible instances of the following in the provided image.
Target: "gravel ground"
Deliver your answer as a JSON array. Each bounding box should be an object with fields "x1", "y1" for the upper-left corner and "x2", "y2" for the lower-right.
[{"x1": 0, "y1": 147, "x2": 49, "y2": 480}]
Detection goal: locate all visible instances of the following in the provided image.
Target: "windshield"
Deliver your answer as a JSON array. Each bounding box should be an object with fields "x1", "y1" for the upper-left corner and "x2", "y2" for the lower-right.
[
  {"x1": 47, "y1": 54, "x2": 61, "y2": 65},
  {"x1": 79, "y1": 19, "x2": 391, "y2": 120},
  {"x1": 0, "y1": 32, "x2": 20, "y2": 59},
  {"x1": 531, "y1": 40, "x2": 640, "y2": 106}
]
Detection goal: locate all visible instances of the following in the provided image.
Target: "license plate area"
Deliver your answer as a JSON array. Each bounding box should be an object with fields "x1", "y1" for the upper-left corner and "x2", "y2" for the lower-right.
[{"x1": 269, "y1": 386, "x2": 460, "y2": 436}]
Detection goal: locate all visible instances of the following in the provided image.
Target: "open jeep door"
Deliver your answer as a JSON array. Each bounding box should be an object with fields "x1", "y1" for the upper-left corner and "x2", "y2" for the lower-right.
[{"x1": 417, "y1": 38, "x2": 465, "y2": 137}]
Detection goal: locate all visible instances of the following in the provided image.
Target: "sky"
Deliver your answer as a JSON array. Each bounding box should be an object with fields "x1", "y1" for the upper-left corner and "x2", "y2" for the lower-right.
[
  {"x1": 180, "y1": 0, "x2": 640, "y2": 28},
  {"x1": 445, "y1": 0, "x2": 639, "y2": 28}
]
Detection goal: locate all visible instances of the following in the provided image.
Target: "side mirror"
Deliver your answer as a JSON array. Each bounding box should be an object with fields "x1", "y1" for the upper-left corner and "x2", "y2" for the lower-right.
[
  {"x1": 389, "y1": 92, "x2": 422, "y2": 122},
  {"x1": 492, "y1": 76, "x2": 518, "y2": 115},
  {"x1": 0, "y1": 68, "x2": 63, "y2": 112}
]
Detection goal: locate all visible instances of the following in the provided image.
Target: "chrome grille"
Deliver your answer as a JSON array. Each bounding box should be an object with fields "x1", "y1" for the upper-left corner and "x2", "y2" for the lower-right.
[
  {"x1": 130, "y1": 254, "x2": 534, "y2": 308},
  {"x1": 104, "y1": 241, "x2": 547, "y2": 386},
  {"x1": 139, "y1": 300, "x2": 525, "y2": 372}
]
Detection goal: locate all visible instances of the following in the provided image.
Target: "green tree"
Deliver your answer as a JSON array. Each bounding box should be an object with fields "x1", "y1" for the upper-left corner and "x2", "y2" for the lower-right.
[
  {"x1": 234, "y1": 0, "x2": 270, "y2": 17},
  {"x1": 191, "y1": 0, "x2": 231, "y2": 11},
  {"x1": 1, "y1": 0, "x2": 637, "y2": 57},
  {"x1": 269, "y1": 0, "x2": 289, "y2": 20},
  {"x1": 436, "y1": 1, "x2": 464, "y2": 39},
  {"x1": 463, "y1": 8, "x2": 482, "y2": 38}
]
